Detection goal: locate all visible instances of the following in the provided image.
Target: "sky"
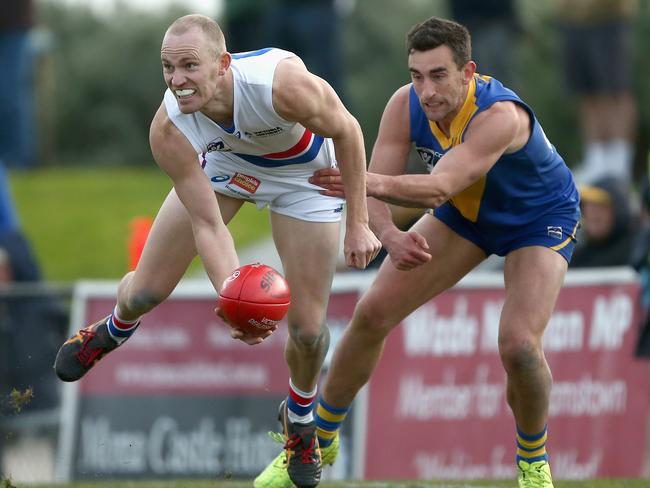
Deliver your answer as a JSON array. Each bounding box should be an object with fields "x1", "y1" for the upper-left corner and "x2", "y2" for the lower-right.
[{"x1": 53, "y1": 0, "x2": 222, "y2": 18}]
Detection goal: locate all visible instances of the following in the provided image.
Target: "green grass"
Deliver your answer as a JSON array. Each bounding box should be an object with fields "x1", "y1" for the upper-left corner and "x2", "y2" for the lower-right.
[
  {"x1": 8, "y1": 167, "x2": 271, "y2": 282},
  {"x1": 19, "y1": 480, "x2": 650, "y2": 488}
]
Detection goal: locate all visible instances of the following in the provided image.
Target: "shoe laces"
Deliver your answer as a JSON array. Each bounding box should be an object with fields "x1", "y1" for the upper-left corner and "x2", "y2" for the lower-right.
[
  {"x1": 270, "y1": 430, "x2": 318, "y2": 466},
  {"x1": 75, "y1": 327, "x2": 105, "y2": 367},
  {"x1": 519, "y1": 462, "x2": 552, "y2": 487},
  {"x1": 284, "y1": 432, "x2": 318, "y2": 464}
]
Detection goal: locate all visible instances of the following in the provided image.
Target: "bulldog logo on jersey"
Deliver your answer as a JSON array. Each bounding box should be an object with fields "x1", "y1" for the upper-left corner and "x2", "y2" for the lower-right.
[{"x1": 207, "y1": 137, "x2": 233, "y2": 152}]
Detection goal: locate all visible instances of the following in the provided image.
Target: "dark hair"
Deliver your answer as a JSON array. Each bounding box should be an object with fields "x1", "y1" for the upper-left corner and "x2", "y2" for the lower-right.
[{"x1": 406, "y1": 17, "x2": 471, "y2": 69}]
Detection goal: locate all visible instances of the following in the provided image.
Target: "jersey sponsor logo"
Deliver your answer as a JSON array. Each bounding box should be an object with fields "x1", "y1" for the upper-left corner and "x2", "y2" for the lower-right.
[
  {"x1": 416, "y1": 147, "x2": 443, "y2": 169},
  {"x1": 207, "y1": 138, "x2": 233, "y2": 152},
  {"x1": 227, "y1": 172, "x2": 261, "y2": 194},
  {"x1": 250, "y1": 127, "x2": 283, "y2": 137},
  {"x1": 333, "y1": 204, "x2": 344, "y2": 213},
  {"x1": 210, "y1": 174, "x2": 230, "y2": 183},
  {"x1": 547, "y1": 226, "x2": 563, "y2": 239}
]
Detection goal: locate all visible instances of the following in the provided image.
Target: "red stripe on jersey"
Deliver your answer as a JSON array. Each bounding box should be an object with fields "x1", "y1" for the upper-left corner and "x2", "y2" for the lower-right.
[{"x1": 262, "y1": 128, "x2": 312, "y2": 159}]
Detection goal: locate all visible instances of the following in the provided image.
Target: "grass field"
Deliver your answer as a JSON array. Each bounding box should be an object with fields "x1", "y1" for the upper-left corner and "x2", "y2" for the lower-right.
[
  {"x1": 8, "y1": 167, "x2": 272, "y2": 282},
  {"x1": 15, "y1": 480, "x2": 650, "y2": 488}
]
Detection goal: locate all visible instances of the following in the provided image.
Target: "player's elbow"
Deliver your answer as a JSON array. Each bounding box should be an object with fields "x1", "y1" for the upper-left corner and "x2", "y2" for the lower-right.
[
  {"x1": 426, "y1": 177, "x2": 454, "y2": 208},
  {"x1": 427, "y1": 194, "x2": 448, "y2": 209},
  {"x1": 332, "y1": 113, "x2": 363, "y2": 149}
]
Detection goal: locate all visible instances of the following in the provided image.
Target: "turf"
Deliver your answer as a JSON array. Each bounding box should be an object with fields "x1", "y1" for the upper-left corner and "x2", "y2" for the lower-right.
[
  {"x1": 7, "y1": 167, "x2": 271, "y2": 282},
  {"x1": 17, "y1": 480, "x2": 650, "y2": 488}
]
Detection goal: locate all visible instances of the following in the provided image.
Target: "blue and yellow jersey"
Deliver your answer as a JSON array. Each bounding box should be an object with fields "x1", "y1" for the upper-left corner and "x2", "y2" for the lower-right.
[{"x1": 409, "y1": 74, "x2": 579, "y2": 229}]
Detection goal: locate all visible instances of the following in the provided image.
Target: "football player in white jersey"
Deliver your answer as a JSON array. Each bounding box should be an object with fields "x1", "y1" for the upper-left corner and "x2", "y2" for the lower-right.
[{"x1": 54, "y1": 14, "x2": 380, "y2": 488}]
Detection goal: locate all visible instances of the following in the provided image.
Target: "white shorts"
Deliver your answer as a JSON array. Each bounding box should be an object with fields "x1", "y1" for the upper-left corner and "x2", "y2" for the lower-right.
[{"x1": 203, "y1": 152, "x2": 345, "y2": 223}]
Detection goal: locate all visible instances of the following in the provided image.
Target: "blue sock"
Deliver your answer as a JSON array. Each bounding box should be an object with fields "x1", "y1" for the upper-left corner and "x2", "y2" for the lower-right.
[
  {"x1": 516, "y1": 424, "x2": 549, "y2": 465},
  {"x1": 315, "y1": 397, "x2": 349, "y2": 448}
]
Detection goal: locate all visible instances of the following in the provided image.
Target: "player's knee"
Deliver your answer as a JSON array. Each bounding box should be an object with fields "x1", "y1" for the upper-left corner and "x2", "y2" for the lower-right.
[
  {"x1": 351, "y1": 298, "x2": 394, "y2": 339},
  {"x1": 499, "y1": 335, "x2": 543, "y2": 373},
  {"x1": 288, "y1": 321, "x2": 328, "y2": 348}
]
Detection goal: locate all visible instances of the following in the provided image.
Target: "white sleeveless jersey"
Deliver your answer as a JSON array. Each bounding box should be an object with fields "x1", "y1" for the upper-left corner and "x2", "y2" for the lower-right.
[
  {"x1": 162, "y1": 48, "x2": 344, "y2": 222},
  {"x1": 163, "y1": 47, "x2": 337, "y2": 181}
]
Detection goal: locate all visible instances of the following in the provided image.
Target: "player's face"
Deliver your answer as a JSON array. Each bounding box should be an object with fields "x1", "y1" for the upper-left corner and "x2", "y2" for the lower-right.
[
  {"x1": 161, "y1": 28, "x2": 225, "y2": 114},
  {"x1": 408, "y1": 45, "x2": 475, "y2": 124}
]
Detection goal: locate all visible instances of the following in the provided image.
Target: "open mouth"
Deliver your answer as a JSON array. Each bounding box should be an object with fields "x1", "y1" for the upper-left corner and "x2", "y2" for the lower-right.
[{"x1": 175, "y1": 89, "x2": 196, "y2": 99}]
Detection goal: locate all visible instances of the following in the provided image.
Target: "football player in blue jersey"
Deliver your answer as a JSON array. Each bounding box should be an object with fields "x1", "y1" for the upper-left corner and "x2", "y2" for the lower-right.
[{"x1": 310, "y1": 16, "x2": 580, "y2": 488}]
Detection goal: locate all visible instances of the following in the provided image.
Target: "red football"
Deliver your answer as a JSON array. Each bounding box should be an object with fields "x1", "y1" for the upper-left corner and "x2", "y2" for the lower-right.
[{"x1": 218, "y1": 263, "x2": 291, "y2": 335}]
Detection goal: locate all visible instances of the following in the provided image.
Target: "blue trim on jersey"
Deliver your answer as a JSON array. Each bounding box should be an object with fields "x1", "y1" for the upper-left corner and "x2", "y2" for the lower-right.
[
  {"x1": 410, "y1": 75, "x2": 579, "y2": 229},
  {"x1": 434, "y1": 202, "x2": 579, "y2": 263},
  {"x1": 232, "y1": 47, "x2": 274, "y2": 59},
  {"x1": 409, "y1": 89, "x2": 430, "y2": 143},
  {"x1": 233, "y1": 135, "x2": 325, "y2": 167},
  {"x1": 219, "y1": 123, "x2": 236, "y2": 133}
]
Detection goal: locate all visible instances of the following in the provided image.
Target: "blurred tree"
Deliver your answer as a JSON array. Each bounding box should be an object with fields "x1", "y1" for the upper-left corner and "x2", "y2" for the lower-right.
[
  {"x1": 37, "y1": 2, "x2": 185, "y2": 166},
  {"x1": 32, "y1": 0, "x2": 648, "y2": 178},
  {"x1": 344, "y1": 0, "x2": 448, "y2": 156}
]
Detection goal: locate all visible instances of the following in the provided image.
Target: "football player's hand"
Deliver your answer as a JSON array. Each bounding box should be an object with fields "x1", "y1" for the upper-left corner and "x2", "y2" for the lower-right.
[
  {"x1": 344, "y1": 224, "x2": 382, "y2": 269},
  {"x1": 309, "y1": 168, "x2": 345, "y2": 197},
  {"x1": 214, "y1": 306, "x2": 275, "y2": 345},
  {"x1": 383, "y1": 228, "x2": 431, "y2": 271}
]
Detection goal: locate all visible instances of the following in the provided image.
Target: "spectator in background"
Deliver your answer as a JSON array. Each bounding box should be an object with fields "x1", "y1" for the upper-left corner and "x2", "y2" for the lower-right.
[
  {"x1": 223, "y1": 0, "x2": 271, "y2": 53},
  {"x1": 631, "y1": 168, "x2": 650, "y2": 358},
  {"x1": 449, "y1": 0, "x2": 522, "y2": 91},
  {"x1": 557, "y1": 0, "x2": 638, "y2": 186},
  {"x1": 225, "y1": 0, "x2": 345, "y2": 97},
  {"x1": 0, "y1": 0, "x2": 37, "y2": 168},
  {"x1": 570, "y1": 176, "x2": 640, "y2": 268},
  {"x1": 0, "y1": 161, "x2": 67, "y2": 414}
]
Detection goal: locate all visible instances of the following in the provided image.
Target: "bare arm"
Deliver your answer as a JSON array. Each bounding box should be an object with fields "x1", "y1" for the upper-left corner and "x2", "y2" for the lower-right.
[
  {"x1": 273, "y1": 57, "x2": 380, "y2": 268},
  {"x1": 312, "y1": 85, "x2": 432, "y2": 270},
  {"x1": 366, "y1": 86, "x2": 432, "y2": 269},
  {"x1": 368, "y1": 101, "x2": 522, "y2": 208},
  {"x1": 149, "y1": 103, "x2": 239, "y2": 293},
  {"x1": 365, "y1": 86, "x2": 416, "y2": 240}
]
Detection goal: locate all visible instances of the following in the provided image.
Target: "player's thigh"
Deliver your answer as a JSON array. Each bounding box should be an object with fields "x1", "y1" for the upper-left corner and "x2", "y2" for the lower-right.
[
  {"x1": 270, "y1": 211, "x2": 340, "y2": 325},
  {"x1": 215, "y1": 192, "x2": 246, "y2": 224},
  {"x1": 499, "y1": 246, "x2": 568, "y2": 345},
  {"x1": 357, "y1": 214, "x2": 486, "y2": 331},
  {"x1": 129, "y1": 189, "x2": 244, "y2": 300}
]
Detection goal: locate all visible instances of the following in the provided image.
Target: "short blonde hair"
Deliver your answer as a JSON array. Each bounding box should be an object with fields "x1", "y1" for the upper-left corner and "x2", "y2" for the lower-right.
[{"x1": 166, "y1": 14, "x2": 226, "y2": 59}]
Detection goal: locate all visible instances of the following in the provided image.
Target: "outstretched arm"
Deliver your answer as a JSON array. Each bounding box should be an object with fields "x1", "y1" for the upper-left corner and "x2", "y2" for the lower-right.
[
  {"x1": 312, "y1": 85, "x2": 432, "y2": 270},
  {"x1": 149, "y1": 103, "x2": 239, "y2": 294},
  {"x1": 273, "y1": 57, "x2": 381, "y2": 269},
  {"x1": 369, "y1": 101, "x2": 522, "y2": 209},
  {"x1": 313, "y1": 100, "x2": 523, "y2": 209}
]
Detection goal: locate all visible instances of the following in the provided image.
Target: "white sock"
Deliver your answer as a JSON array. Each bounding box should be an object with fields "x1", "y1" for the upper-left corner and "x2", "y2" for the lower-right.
[
  {"x1": 107, "y1": 306, "x2": 140, "y2": 344},
  {"x1": 287, "y1": 378, "x2": 317, "y2": 424}
]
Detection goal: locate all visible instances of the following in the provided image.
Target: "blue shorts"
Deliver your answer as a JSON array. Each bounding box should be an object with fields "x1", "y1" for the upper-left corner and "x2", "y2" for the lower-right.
[{"x1": 433, "y1": 203, "x2": 580, "y2": 264}]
